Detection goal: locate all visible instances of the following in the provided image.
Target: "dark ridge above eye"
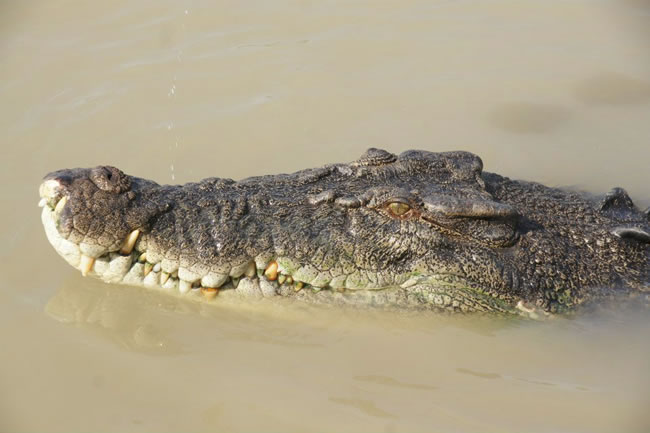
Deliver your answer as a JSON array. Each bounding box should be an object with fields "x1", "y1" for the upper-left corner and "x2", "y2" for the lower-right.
[{"x1": 423, "y1": 196, "x2": 519, "y2": 220}]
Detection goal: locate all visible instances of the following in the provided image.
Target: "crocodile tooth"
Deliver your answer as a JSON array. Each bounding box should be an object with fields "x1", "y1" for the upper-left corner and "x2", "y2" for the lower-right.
[
  {"x1": 153, "y1": 263, "x2": 161, "y2": 272},
  {"x1": 244, "y1": 262, "x2": 256, "y2": 278},
  {"x1": 120, "y1": 229, "x2": 140, "y2": 255},
  {"x1": 80, "y1": 255, "x2": 95, "y2": 276},
  {"x1": 231, "y1": 277, "x2": 240, "y2": 288},
  {"x1": 160, "y1": 272, "x2": 170, "y2": 285},
  {"x1": 278, "y1": 274, "x2": 287, "y2": 285},
  {"x1": 201, "y1": 287, "x2": 219, "y2": 299},
  {"x1": 138, "y1": 252, "x2": 147, "y2": 263},
  {"x1": 54, "y1": 196, "x2": 67, "y2": 215},
  {"x1": 286, "y1": 276, "x2": 293, "y2": 285},
  {"x1": 179, "y1": 279, "x2": 192, "y2": 294},
  {"x1": 294, "y1": 281, "x2": 304, "y2": 291},
  {"x1": 144, "y1": 262, "x2": 153, "y2": 276},
  {"x1": 264, "y1": 261, "x2": 278, "y2": 281}
]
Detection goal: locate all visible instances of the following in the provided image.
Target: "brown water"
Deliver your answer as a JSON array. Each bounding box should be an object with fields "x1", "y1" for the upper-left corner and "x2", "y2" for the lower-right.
[{"x1": 1, "y1": 1, "x2": 650, "y2": 431}]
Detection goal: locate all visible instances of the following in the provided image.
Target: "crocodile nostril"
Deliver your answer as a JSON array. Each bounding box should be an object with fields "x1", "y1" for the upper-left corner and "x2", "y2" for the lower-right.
[{"x1": 90, "y1": 166, "x2": 131, "y2": 193}]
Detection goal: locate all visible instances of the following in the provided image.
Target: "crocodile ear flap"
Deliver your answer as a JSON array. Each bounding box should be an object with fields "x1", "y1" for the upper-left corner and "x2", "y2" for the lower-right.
[
  {"x1": 599, "y1": 187, "x2": 636, "y2": 215},
  {"x1": 612, "y1": 226, "x2": 650, "y2": 244}
]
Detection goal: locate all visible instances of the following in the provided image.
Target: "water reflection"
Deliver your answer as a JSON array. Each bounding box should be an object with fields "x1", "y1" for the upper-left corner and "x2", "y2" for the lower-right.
[
  {"x1": 45, "y1": 277, "x2": 185, "y2": 355},
  {"x1": 43, "y1": 275, "x2": 526, "y2": 352}
]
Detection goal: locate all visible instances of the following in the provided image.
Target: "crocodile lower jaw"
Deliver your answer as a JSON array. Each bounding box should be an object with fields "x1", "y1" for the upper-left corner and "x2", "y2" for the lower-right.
[
  {"x1": 42, "y1": 204, "x2": 317, "y2": 299},
  {"x1": 41, "y1": 203, "x2": 409, "y2": 300},
  {"x1": 41, "y1": 198, "x2": 530, "y2": 315}
]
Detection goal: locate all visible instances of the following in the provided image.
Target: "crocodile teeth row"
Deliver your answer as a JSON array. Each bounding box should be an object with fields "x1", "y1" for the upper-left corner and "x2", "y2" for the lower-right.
[{"x1": 74, "y1": 249, "x2": 337, "y2": 302}]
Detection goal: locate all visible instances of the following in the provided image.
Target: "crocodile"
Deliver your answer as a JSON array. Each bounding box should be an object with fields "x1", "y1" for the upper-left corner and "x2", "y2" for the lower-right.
[{"x1": 38, "y1": 148, "x2": 649, "y2": 316}]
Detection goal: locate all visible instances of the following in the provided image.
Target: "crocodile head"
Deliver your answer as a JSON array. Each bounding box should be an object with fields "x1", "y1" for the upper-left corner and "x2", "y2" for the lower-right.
[{"x1": 39, "y1": 149, "x2": 649, "y2": 316}]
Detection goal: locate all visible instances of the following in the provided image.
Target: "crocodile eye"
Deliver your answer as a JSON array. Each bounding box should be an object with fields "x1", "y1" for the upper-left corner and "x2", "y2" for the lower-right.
[{"x1": 387, "y1": 202, "x2": 411, "y2": 217}]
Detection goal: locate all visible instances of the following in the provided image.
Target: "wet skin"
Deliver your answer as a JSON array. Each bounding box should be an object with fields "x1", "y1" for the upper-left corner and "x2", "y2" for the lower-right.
[{"x1": 39, "y1": 149, "x2": 649, "y2": 316}]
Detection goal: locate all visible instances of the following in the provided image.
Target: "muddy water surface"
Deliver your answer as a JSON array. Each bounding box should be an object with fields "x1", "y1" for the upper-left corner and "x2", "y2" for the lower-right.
[{"x1": 1, "y1": 1, "x2": 649, "y2": 432}]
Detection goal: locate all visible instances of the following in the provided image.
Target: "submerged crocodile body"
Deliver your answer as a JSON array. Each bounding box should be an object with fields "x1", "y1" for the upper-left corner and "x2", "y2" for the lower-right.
[{"x1": 38, "y1": 149, "x2": 649, "y2": 316}]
